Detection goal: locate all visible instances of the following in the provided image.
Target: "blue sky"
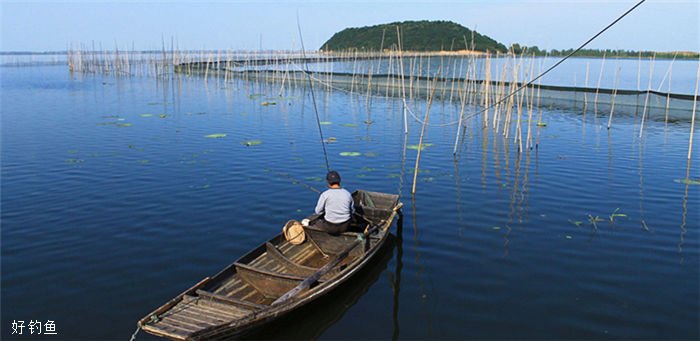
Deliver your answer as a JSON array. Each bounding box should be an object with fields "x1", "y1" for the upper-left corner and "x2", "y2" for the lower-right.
[{"x1": 1, "y1": 0, "x2": 698, "y2": 52}]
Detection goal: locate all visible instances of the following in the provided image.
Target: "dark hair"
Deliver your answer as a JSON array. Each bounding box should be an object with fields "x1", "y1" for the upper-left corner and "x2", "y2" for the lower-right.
[{"x1": 326, "y1": 170, "x2": 341, "y2": 184}]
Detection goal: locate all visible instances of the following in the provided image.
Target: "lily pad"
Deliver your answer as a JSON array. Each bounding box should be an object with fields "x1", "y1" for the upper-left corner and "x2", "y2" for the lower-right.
[
  {"x1": 320, "y1": 121, "x2": 333, "y2": 125},
  {"x1": 407, "y1": 143, "x2": 434, "y2": 150},
  {"x1": 261, "y1": 101, "x2": 277, "y2": 106},
  {"x1": 536, "y1": 122, "x2": 547, "y2": 127},
  {"x1": 243, "y1": 140, "x2": 262, "y2": 146},
  {"x1": 323, "y1": 137, "x2": 337, "y2": 143},
  {"x1": 205, "y1": 133, "x2": 227, "y2": 139},
  {"x1": 140, "y1": 114, "x2": 153, "y2": 117},
  {"x1": 674, "y1": 178, "x2": 700, "y2": 185},
  {"x1": 339, "y1": 152, "x2": 361, "y2": 157},
  {"x1": 340, "y1": 123, "x2": 358, "y2": 128}
]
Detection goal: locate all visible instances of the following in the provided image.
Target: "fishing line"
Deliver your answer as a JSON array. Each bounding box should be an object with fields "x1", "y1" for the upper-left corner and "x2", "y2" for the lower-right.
[{"x1": 297, "y1": 12, "x2": 331, "y2": 172}]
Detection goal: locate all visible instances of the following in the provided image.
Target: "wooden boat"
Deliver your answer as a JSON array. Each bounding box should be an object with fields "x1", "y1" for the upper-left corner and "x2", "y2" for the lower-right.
[{"x1": 138, "y1": 190, "x2": 402, "y2": 340}]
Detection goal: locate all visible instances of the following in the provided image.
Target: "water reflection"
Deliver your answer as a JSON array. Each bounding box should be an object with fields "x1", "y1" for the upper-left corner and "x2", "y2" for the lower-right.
[{"x1": 241, "y1": 237, "x2": 396, "y2": 340}]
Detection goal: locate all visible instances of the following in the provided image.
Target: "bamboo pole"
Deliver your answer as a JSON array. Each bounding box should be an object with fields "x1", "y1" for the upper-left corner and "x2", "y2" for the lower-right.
[
  {"x1": 607, "y1": 66, "x2": 621, "y2": 129},
  {"x1": 639, "y1": 54, "x2": 656, "y2": 139},
  {"x1": 688, "y1": 56, "x2": 699, "y2": 160},
  {"x1": 412, "y1": 70, "x2": 440, "y2": 195},
  {"x1": 594, "y1": 51, "x2": 606, "y2": 113}
]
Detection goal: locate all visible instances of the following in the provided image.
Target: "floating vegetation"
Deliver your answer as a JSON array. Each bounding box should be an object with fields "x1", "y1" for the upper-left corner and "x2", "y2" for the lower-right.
[
  {"x1": 536, "y1": 122, "x2": 547, "y2": 127},
  {"x1": 609, "y1": 208, "x2": 627, "y2": 223},
  {"x1": 116, "y1": 123, "x2": 132, "y2": 127},
  {"x1": 205, "y1": 133, "x2": 227, "y2": 139},
  {"x1": 323, "y1": 137, "x2": 337, "y2": 143},
  {"x1": 674, "y1": 178, "x2": 700, "y2": 185},
  {"x1": 158, "y1": 114, "x2": 167, "y2": 118},
  {"x1": 340, "y1": 123, "x2": 358, "y2": 128},
  {"x1": 407, "y1": 143, "x2": 434, "y2": 150},
  {"x1": 339, "y1": 152, "x2": 361, "y2": 157},
  {"x1": 364, "y1": 152, "x2": 378, "y2": 157},
  {"x1": 588, "y1": 214, "x2": 605, "y2": 231},
  {"x1": 243, "y1": 140, "x2": 262, "y2": 146},
  {"x1": 361, "y1": 166, "x2": 375, "y2": 172},
  {"x1": 569, "y1": 220, "x2": 584, "y2": 227},
  {"x1": 492, "y1": 226, "x2": 502, "y2": 230},
  {"x1": 261, "y1": 101, "x2": 277, "y2": 106},
  {"x1": 320, "y1": 121, "x2": 332, "y2": 125},
  {"x1": 140, "y1": 114, "x2": 153, "y2": 117},
  {"x1": 65, "y1": 158, "x2": 84, "y2": 164}
]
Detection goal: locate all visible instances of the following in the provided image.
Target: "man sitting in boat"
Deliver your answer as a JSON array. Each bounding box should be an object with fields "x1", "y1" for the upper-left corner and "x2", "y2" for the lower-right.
[{"x1": 310, "y1": 170, "x2": 354, "y2": 235}]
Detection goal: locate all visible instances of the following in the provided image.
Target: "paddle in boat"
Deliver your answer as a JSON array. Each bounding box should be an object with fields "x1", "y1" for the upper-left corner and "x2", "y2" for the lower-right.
[{"x1": 138, "y1": 190, "x2": 402, "y2": 340}]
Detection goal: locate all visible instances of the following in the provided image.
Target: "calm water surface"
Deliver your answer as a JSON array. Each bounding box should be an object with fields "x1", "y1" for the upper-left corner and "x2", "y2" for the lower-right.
[{"x1": 1, "y1": 64, "x2": 698, "y2": 340}]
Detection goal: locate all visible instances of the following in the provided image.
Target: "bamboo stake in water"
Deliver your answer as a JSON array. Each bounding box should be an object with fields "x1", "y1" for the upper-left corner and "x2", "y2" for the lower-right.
[
  {"x1": 396, "y1": 25, "x2": 409, "y2": 134},
  {"x1": 639, "y1": 54, "x2": 656, "y2": 138},
  {"x1": 594, "y1": 51, "x2": 606, "y2": 114},
  {"x1": 412, "y1": 70, "x2": 440, "y2": 195},
  {"x1": 688, "y1": 56, "x2": 700, "y2": 160},
  {"x1": 607, "y1": 66, "x2": 621, "y2": 129}
]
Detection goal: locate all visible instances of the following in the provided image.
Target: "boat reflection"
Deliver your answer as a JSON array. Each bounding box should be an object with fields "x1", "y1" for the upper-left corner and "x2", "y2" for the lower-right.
[{"x1": 240, "y1": 235, "x2": 398, "y2": 340}]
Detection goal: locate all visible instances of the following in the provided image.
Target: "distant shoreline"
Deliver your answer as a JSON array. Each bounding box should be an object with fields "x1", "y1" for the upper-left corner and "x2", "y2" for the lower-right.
[{"x1": 2, "y1": 49, "x2": 697, "y2": 60}]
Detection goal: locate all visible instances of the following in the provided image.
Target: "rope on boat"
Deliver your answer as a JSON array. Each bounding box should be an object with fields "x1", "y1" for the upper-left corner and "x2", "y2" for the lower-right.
[{"x1": 129, "y1": 325, "x2": 140, "y2": 341}]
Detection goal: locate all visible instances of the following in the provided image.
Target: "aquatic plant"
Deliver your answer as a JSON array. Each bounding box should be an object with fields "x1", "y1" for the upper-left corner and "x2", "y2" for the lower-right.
[
  {"x1": 674, "y1": 178, "x2": 700, "y2": 185},
  {"x1": 261, "y1": 101, "x2": 277, "y2": 106},
  {"x1": 340, "y1": 123, "x2": 358, "y2": 127},
  {"x1": 407, "y1": 143, "x2": 434, "y2": 150},
  {"x1": 205, "y1": 134, "x2": 227, "y2": 138},
  {"x1": 243, "y1": 140, "x2": 262, "y2": 146},
  {"x1": 609, "y1": 208, "x2": 627, "y2": 223},
  {"x1": 140, "y1": 114, "x2": 153, "y2": 117},
  {"x1": 339, "y1": 152, "x2": 361, "y2": 157}
]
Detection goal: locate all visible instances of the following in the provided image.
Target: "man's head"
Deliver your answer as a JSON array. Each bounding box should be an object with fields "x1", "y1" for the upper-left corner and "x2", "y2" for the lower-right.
[{"x1": 326, "y1": 170, "x2": 341, "y2": 186}]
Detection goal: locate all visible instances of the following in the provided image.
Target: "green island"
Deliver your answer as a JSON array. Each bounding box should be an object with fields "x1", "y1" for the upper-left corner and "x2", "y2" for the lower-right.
[
  {"x1": 321, "y1": 20, "x2": 507, "y2": 53},
  {"x1": 321, "y1": 20, "x2": 699, "y2": 59}
]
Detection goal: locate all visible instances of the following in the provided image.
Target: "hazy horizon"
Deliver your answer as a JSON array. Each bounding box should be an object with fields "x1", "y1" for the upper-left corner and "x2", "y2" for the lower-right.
[{"x1": 1, "y1": 1, "x2": 698, "y2": 53}]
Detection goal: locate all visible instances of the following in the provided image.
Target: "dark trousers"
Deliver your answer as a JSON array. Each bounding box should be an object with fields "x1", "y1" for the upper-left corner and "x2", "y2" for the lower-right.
[{"x1": 313, "y1": 219, "x2": 350, "y2": 235}]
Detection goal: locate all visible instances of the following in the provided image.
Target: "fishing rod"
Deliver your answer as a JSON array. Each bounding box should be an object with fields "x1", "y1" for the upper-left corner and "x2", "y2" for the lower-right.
[{"x1": 297, "y1": 12, "x2": 331, "y2": 173}]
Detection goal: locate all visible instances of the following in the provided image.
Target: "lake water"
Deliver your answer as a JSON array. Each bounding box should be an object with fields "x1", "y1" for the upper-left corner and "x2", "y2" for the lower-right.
[{"x1": 1, "y1": 62, "x2": 698, "y2": 340}]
